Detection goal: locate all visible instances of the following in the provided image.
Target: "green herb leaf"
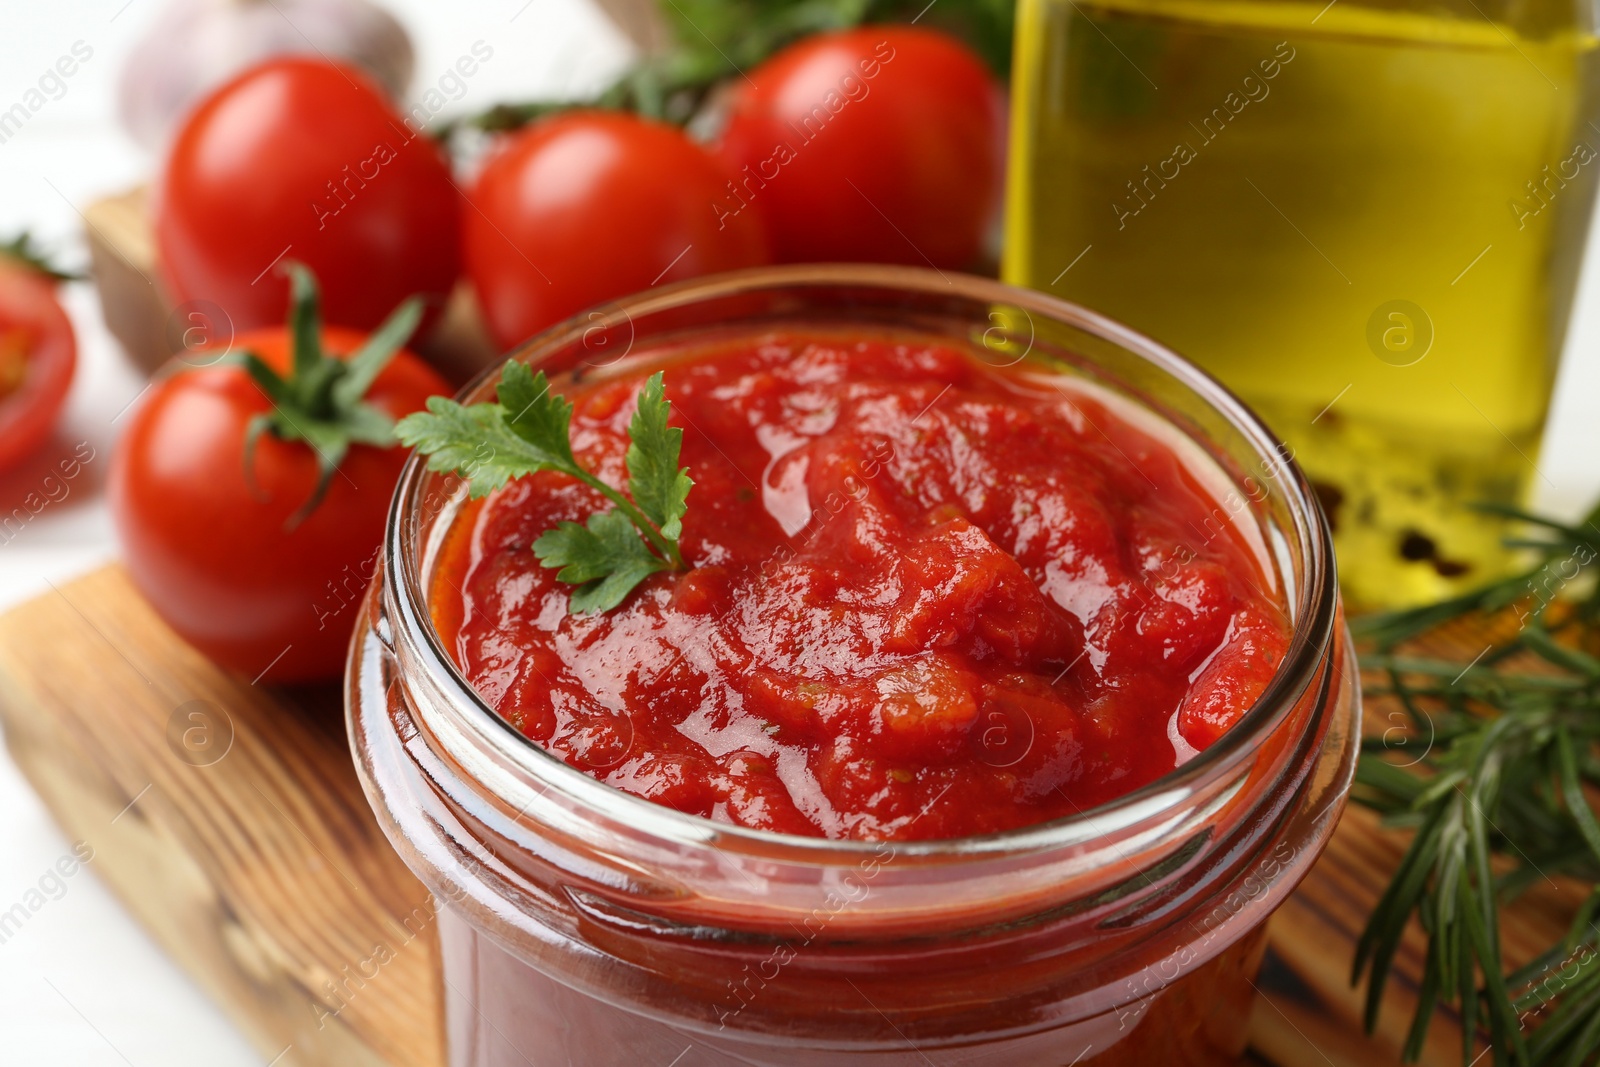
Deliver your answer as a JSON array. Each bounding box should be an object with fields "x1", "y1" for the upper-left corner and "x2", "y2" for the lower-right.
[
  {"x1": 1353, "y1": 502, "x2": 1600, "y2": 1067},
  {"x1": 396, "y1": 363, "x2": 692, "y2": 614},
  {"x1": 397, "y1": 395, "x2": 555, "y2": 499},
  {"x1": 626, "y1": 372, "x2": 693, "y2": 540},
  {"x1": 534, "y1": 509, "x2": 672, "y2": 614},
  {"x1": 497, "y1": 362, "x2": 579, "y2": 466}
]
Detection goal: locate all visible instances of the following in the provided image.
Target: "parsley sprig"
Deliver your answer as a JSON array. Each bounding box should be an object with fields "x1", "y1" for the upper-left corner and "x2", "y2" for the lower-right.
[
  {"x1": 1353, "y1": 502, "x2": 1600, "y2": 1066},
  {"x1": 396, "y1": 363, "x2": 692, "y2": 614}
]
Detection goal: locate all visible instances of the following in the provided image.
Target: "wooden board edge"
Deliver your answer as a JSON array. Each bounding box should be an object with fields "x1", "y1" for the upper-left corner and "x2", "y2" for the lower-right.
[{"x1": 0, "y1": 568, "x2": 444, "y2": 1067}]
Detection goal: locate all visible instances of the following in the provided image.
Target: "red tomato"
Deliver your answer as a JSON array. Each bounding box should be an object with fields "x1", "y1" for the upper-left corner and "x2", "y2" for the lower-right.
[
  {"x1": 154, "y1": 58, "x2": 461, "y2": 334},
  {"x1": 111, "y1": 320, "x2": 448, "y2": 684},
  {"x1": 465, "y1": 111, "x2": 771, "y2": 350},
  {"x1": 716, "y1": 27, "x2": 1003, "y2": 269},
  {"x1": 0, "y1": 259, "x2": 75, "y2": 471}
]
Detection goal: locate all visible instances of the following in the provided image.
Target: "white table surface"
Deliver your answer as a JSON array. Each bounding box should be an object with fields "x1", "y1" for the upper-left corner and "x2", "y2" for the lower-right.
[
  {"x1": 0, "y1": 3, "x2": 631, "y2": 1064},
  {"x1": 1, "y1": 4, "x2": 1598, "y2": 1064}
]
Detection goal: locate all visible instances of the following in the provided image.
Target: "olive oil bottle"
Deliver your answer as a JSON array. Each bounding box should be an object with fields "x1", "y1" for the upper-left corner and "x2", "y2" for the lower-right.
[{"x1": 1005, "y1": 0, "x2": 1600, "y2": 607}]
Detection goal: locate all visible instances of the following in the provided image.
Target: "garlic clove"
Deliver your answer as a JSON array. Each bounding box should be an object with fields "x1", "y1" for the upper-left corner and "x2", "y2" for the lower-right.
[{"x1": 118, "y1": 0, "x2": 415, "y2": 152}]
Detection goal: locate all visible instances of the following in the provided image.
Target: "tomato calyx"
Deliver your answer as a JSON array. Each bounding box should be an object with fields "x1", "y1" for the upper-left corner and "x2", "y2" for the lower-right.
[
  {"x1": 1, "y1": 232, "x2": 84, "y2": 284},
  {"x1": 234, "y1": 261, "x2": 423, "y2": 527}
]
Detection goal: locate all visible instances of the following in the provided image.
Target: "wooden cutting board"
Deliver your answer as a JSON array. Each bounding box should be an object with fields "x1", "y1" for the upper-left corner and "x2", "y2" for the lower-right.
[{"x1": 0, "y1": 564, "x2": 1585, "y2": 1067}]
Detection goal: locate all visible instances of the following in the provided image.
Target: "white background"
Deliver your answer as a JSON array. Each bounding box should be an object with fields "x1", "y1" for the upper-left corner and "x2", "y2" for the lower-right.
[
  {"x1": 0, "y1": 3, "x2": 633, "y2": 1064},
  {"x1": 0, "y1": 2, "x2": 1597, "y2": 1064}
]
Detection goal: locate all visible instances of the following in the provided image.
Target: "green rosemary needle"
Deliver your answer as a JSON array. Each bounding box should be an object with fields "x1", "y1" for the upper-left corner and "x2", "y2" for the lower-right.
[{"x1": 1353, "y1": 502, "x2": 1600, "y2": 1066}]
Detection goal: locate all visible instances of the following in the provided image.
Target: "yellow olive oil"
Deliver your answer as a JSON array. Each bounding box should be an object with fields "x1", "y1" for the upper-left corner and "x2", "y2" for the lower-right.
[{"x1": 1005, "y1": 0, "x2": 1600, "y2": 607}]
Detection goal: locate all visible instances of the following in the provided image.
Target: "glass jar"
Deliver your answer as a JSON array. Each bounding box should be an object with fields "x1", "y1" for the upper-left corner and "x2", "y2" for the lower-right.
[
  {"x1": 346, "y1": 265, "x2": 1359, "y2": 1067},
  {"x1": 1004, "y1": 0, "x2": 1600, "y2": 608}
]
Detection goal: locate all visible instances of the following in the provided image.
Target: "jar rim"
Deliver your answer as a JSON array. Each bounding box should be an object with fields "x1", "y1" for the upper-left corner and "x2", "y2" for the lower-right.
[{"x1": 382, "y1": 263, "x2": 1339, "y2": 862}]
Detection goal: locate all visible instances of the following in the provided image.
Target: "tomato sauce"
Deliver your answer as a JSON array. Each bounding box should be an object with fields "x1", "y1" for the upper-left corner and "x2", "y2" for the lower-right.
[{"x1": 430, "y1": 331, "x2": 1289, "y2": 840}]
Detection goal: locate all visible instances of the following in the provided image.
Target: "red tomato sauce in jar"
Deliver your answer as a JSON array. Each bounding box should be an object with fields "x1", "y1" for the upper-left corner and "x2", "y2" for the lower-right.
[{"x1": 429, "y1": 330, "x2": 1289, "y2": 840}]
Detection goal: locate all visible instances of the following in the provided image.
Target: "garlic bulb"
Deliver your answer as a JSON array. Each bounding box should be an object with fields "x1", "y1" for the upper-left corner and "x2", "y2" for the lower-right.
[{"x1": 118, "y1": 0, "x2": 414, "y2": 151}]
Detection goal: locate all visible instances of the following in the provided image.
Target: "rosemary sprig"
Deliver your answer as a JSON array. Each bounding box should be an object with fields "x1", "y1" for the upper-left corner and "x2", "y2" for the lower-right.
[
  {"x1": 1353, "y1": 502, "x2": 1600, "y2": 649},
  {"x1": 1353, "y1": 501, "x2": 1600, "y2": 1066}
]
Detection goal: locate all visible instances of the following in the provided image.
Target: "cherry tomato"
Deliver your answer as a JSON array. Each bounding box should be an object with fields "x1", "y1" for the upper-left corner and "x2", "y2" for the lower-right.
[
  {"x1": 154, "y1": 58, "x2": 461, "y2": 335},
  {"x1": 110, "y1": 293, "x2": 448, "y2": 684},
  {"x1": 465, "y1": 110, "x2": 771, "y2": 350},
  {"x1": 716, "y1": 27, "x2": 1003, "y2": 269},
  {"x1": 0, "y1": 258, "x2": 76, "y2": 472}
]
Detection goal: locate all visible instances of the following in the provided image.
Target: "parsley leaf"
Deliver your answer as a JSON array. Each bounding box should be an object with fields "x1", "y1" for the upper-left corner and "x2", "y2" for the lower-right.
[
  {"x1": 395, "y1": 364, "x2": 691, "y2": 614},
  {"x1": 395, "y1": 394, "x2": 560, "y2": 499},
  {"x1": 626, "y1": 373, "x2": 694, "y2": 541},
  {"x1": 534, "y1": 509, "x2": 672, "y2": 614},
  {"x1": 498, "y1": 360, "x2": 579, "y2": 466}
]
